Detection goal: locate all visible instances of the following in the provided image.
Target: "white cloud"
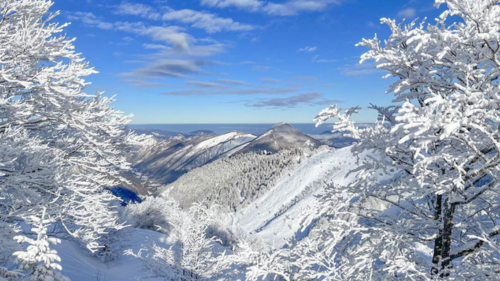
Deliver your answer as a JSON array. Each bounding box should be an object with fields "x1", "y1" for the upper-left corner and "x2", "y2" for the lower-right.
[
  {"x1": 121, "y1": 59, "x2": 222, "y2": 79},
  {"x1": 187, "y1": 81, "x2": 227, "y2": 88},
  {"x1": 397, "y1": 7, "x2": 417, "y2": 19},
  {"x1": 200, "y1": 0, "x2": 263, "y2": 11},
  {"x1": 161, "y1": 8, "x2": 255, "y2": 33},
  {"x1": 312, "y1": 55, "x2": 336, "y2": 63},
  {"x1": 201, "y1": 0, "x2": 344, "y2": 16},
  {"x1": 68, "y1": 12, "x2": 193, "y2": 52},
  {"x1": 143, "y1": 43, "x2": 170, "y2": 50},
  {"x1": 340, "y1": 62, "x2": 384, "y2": 76},
  {"x1": 260, "y1": 78, "x2": 282, "y2": 83},
  {"x1": 251, "y1": 66, "x2": 271, "y2": 71},
  {"x1": 298, "y1": 46, "x2": 317, "y2": 52},
  {"x1": 114, "y1": 2, "x2": 254, "y2": 33},
  {"x1": 127, "y1": 80, "x2": 173, "y2": 88},
  {"x1": 161, "y1": 87, "x2": 299, "y2": 96},
  {"x1": 114, "y1": 3, "x2": 161, "y2": 20},
  {"x1": 367, "y1": 21, "x2": 381, "y2": 29},
  {"x1": 215, "y1": 79, "x2": 250, "y2": 85},
  {"x1": 247, "y1": 92, "x2": 324, "y2": 108},
  {"x1": 67, "y1": 12, "x2": 113, "y2": 29},
  {"x1": 123, "y1": 36, "x2": 134, "y2": 42},
  {"x1": 69, "y1": 6, "x2": 232, "y2": 88}
]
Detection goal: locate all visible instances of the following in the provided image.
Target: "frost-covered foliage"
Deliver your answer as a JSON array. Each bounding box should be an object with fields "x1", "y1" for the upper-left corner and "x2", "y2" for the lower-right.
[
  {"x1": 0, "y1": 267, "x2": 19, "y2": 281},
  {"x1": 308, "y1": 0, "x2": 500, "y2": 279},
  {"x1": 0, "y1": 223, "x2": 21, "y2": 266},
  {"x1": 125, "y1": 197, "x2": 177, "y2": 232},
  {"x1": 0, "y1": 0, "x2": 146, "y2": 278},
  {"x1": 13, "y1": 210, "x2": 69, "y2": 281},
  {"x1": 0, "y1": 0, "x2": 144, "y2": 250},
  {"x1": 126, "y1": 199, "x2": 238, "y2": 280},
  {"x1": 165, "y1": 148, "x2": 316, "y2": 211}
]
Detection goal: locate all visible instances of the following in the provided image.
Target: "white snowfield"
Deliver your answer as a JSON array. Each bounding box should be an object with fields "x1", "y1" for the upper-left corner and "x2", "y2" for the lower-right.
[
  {"x1": 56, "y1": 228, "x2": 169, "y2": 281},
  {"x1": 52, "y1": 145, "x2": 374, "y2": 279},
  {"x1": 194, "y1": 131, "x2": 253, "y2": 151},
  {"x1": 232, "y1": 146, "x2": 363, "y2": 247}
]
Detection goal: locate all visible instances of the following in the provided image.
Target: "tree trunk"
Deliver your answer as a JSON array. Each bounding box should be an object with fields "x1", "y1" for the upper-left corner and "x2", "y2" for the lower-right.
[{"x1": 431, "y1": 195, "x2": 455, "y2": 277}]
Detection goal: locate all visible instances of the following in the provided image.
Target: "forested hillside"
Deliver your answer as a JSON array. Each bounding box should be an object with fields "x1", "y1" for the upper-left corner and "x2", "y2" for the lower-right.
[
  {"x1": 163, "y1": 147, "x2": 326, "y2": 210},
  {"x1": 129, "y1": 131, "x2": 256, "y2": 184}
]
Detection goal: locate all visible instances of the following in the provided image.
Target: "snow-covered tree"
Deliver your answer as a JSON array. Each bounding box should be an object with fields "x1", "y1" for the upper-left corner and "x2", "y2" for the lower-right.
[
  {"x1": 126, "y1": 200, "x2": 233, "y2": 280},
  {"x1": 312, "y1": 0, "x2": 500, "y2": 279},
  {"x1": 164, "y1": 148, "x2": 316, "y2": 211},
  {"x1": 0, "y1": 0, "x2": 143, "y2": 260},
  {"x1": 13, "y1": 209, "x2": 69, "y2": 281}
]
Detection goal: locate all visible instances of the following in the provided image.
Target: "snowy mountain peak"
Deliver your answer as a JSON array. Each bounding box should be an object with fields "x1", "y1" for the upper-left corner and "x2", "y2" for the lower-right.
[
  {"x1": 129, "y1": 130, "x2": 257, "y2": 184},
  {"x1": 236, "y1": 123, "x2": 322, "y2": 154},
  {"x1": 272, "y1": 122, "x2": 288, "y2": 128}
]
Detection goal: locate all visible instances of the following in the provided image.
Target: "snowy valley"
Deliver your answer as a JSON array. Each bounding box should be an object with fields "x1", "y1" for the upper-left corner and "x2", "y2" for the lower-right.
[
  {"x1": 49, "y1": 124, "x2": 367, "y2": 281},
  {"x1": 2, "y1": 0, "x2": 500, "y2": 280}
]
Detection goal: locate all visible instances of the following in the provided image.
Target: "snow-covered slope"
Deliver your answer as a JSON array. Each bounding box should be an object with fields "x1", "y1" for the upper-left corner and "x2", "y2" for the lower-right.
[
  {"x1": 161, "y1": 148, "x2": 318, "y2": 210},
  {"x1": 309, "y1": 130, "x2": 358, "y2": 148},
  {"x1": 232, "y1": 122, "x2": 322, "y2": 155},
  {"x1": 231, "y1": 146, "x2": 363, "y2": 247},
  {"x1": 55, "y1": 228, "x2": 169, "y2": 281},
  {"x1": 130, "y1": 131, "x2": 256, "y2": 184}
]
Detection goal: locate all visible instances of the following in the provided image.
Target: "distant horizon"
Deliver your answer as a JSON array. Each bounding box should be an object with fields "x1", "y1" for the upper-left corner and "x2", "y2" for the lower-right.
[
  {"x1": 128, "y1": 123, "x2": 340, "y2": 135},
  {"x1": 128, "y1": 121, "x2": 377, "y2": 124}
]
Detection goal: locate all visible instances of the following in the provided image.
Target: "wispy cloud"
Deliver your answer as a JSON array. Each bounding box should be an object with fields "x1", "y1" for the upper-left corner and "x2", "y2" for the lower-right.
[
  {"x1": 260, "y1": 78, "x2": 282, "y2": 83},
  {"x1": 161, "y1": 87, "x2": 299, "y2": 96},
  {"x1": 340, "y1": 62, "x2": 384, "y2": 76},
  {"x1": 312, "y1": 55, "x2": 336, "y2": 63},
  {"x1": 367, "y1": 21, "x2": 380, "y2": 29},
  {"x1": 247, "y1": 92, "x2": 325, "y2": 108},
  {"x1": 186, "y1": 81, "x2": 227, "y2": 88},
  {"x1": 67, "y1": 12, "x2": 113, "y2": 29},
  {"x1": 298, "y1": 46, "x2": 317, "y2": 52},
  {"x1": 114, "y1": 2, "x2": 255, "y2": 33},
  {"x1": 263, "y1": 0, "x2": 343, "y2": 16},
  {"x1": 251, "y1": 66, "x2": 271, "y2": 71},
  {"x1": 215, "y1": 79, "x2": 250, "y2": 85},
  {"x1": 125, "y1": 79, "x2": 173, "y2": 88},
  {"x1": 315, "y1": 59, "x2": 336, "y2": 63},
  {"x1": 121, "y1": 59, "x2": 222, "y2": 79},
  {"x1": 311, "y1": 98, "x2": 344, "y2": 106},
  {"x1": 202, "y1": 0, "x2": 345, "y2": 16},
  {"x1": 68, "y1": 13, "x2": 194, "y2": 52},
  {"x1": 397, "y1": 7, "x2": 417, "y2": 19},
  {"x1": 68, "y1": 10, "x2": 228, "y2": 83},
  {"x1": 114, "y1": 2, "x2": 161, "y2": 19},
  {"x1": 200, "y1": 0, "x2": 263, "y2": 11}
]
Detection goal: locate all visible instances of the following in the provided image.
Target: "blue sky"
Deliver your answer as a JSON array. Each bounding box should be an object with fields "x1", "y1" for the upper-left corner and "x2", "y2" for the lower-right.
[{"x1": 52, "y1": 0, "x2": 442, "y2": 124}]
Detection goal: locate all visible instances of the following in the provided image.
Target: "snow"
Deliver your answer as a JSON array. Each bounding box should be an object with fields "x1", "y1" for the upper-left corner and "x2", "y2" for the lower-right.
[
  {"x1": 236, "y1": 123, "x2": 322, "y2": 154},
  {"x1": 232, "y1": 146, "x2": 363, "y2": 247},
  {"x1": 131, "y1": 131, "x2": 256, "y2": 184},
  {"x1": 55, "y1": 228, "x2": 169, "y2": 281},
  {"x1": 194, "y1": 132, "x2": 252, "y2": 150}
]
